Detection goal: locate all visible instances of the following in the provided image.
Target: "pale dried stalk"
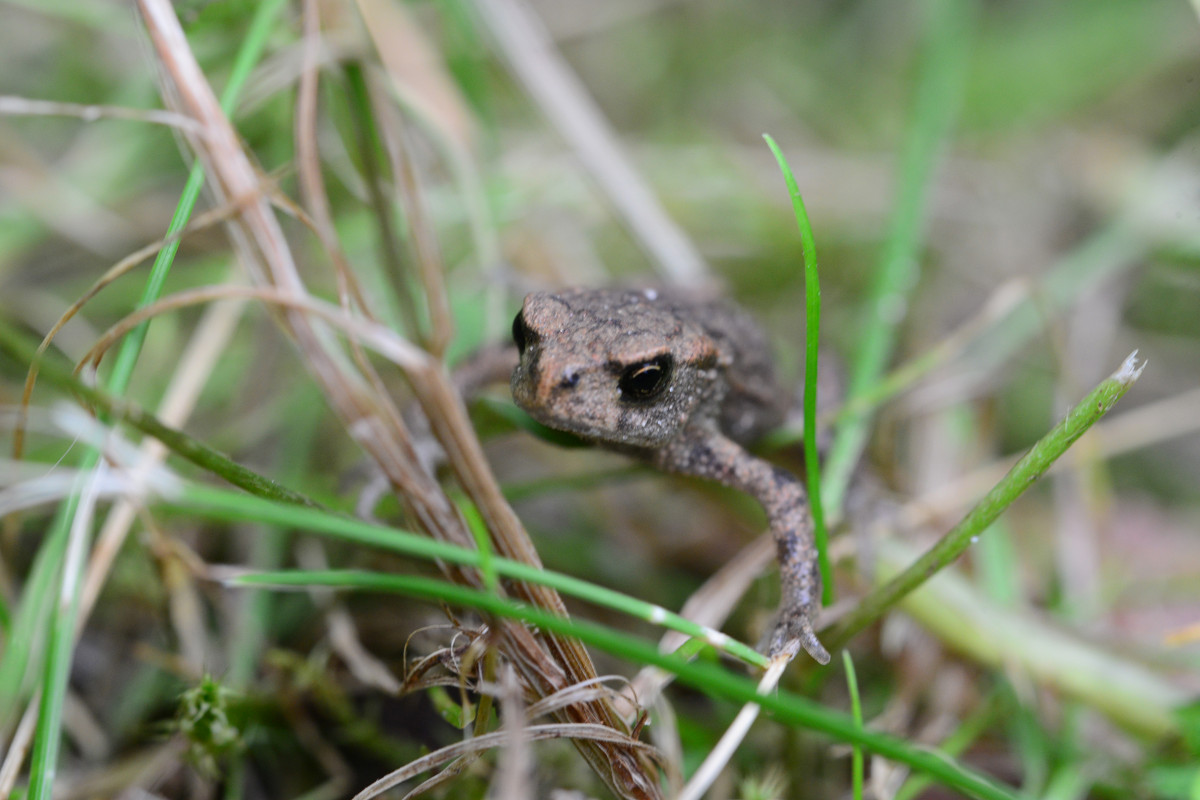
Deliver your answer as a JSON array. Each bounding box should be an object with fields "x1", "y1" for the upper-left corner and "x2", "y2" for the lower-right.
[
  {"x1": 352, "y1": 0, "x2": 461, "y2": 353},
  {"x1": 352, "y1": 723, "x2": 658, "y2": 800},
  {"x1": 77, "y1": 298, "x2": 245, "y2": 634},
  {"x1": 525, "y1": 675, "x2": 636, "y2": 721},
  {"x1": 353, "y1": 0, "x2": 476, "y2": 151},
  {"x1": 901, "y1": 383, "x2": 1200, "y2": 532},
  {"x1": 0, "y1": 95, "x2": 203, "y2": 132},
  {"x1": 295, "y1": 0, "x2": 378, "y2": 324},
  {"x1": 74, "y1": 286, "x2": 428, "y2": 376},
  {"x1": 487, "y1": 666, "x2": 532, "y2": 800},
  {"x1": 296, "y1": 537, "x2": 402, "y2": 694},
  {"x1": 153, "y1": 519, "x2": 212, "y2": 672},
  {"x1": 363, "y1": 57, "x2": 506, "y2": 342},
  {"x1": 134, "y1": 2, "x2": 658, "y2": 796},
  {"x1": 398, "y1": 755, "x2": 474, "y2": 800},
  {"x1": 407, "y1": 366, "x2": 659, "y2": 797},
  {"x1": 677, "y1": 656, "x2": 791, "y2": 800},
  {"x1": 0, "y1": 695, "x2": 39, "y2": 797},
  {"x1": 387, "y1": 123, "x2": 454, "y2": 356},
  {"x1": 626, "y1": 534, "x2": 775, "y2": 717},
  {"x1": 295, "y1": 0, "x2": 416, "y2": 475},
  {"x1": 474, "y1": 0, "x2": 708, "y2": 284},
  {"x1": 14, "y1": 197, "x2": 255, "y2": 462}
]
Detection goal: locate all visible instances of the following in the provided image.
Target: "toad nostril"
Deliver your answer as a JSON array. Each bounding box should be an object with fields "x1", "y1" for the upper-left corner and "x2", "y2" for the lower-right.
[{"x1": 559, "y1": 369, "x2": 580, "y2": 389}]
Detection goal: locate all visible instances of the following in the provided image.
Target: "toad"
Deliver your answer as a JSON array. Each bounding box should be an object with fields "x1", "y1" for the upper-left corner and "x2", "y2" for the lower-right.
[{"x1": 509, "y1": 287, "x2": 829, "y2": 664}]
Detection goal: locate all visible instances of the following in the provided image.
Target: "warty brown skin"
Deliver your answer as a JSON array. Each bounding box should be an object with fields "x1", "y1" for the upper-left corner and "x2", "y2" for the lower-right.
[{"x1": 510, "y1": 287, "x2": 830, "y2": 664}]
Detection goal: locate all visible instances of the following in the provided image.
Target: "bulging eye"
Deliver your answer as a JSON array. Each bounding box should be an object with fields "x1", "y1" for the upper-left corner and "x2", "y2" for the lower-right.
[
  {"x1": 618, "y1": 356, "x2": 672, "y2": 401},
  {"x1": 512, "y1": 312, "x2": 530, "y2": 355}
]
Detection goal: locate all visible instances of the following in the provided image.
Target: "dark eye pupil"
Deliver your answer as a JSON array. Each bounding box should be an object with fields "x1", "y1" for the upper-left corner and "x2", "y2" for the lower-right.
[
  {"x1": 619, "y1": 356, "x2": 671, "y2": 401},
  {"x1": 512, "y1": 312, "x2": 528, "y2": 355}
]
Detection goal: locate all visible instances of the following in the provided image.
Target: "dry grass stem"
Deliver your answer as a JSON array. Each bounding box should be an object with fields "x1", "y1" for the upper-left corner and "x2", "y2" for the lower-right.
[
  {"x1": 489, "y1": 667, "x2": 532, "y2": 800},
  {"x1": 874, "y1": 537, "x2": 1187, "y2": 737},
  {"x1": 353, "y1": 0, "x2": 476, "y2": 152},
  {"x1": 351, "y1": 723, "x2": 658, "y2": 800},
  {"x1": 0, "y1": 95, "x2": 204, "y2": 133},
  {"x1": 388, "y1": 123, "x2": 454, "y2": 356},
  {"x1": 474, "y1": 0, "x2": 709, "y2": 284},
  {"x1": 77, "y1": 298, "x2": 244, "y2": 634},
  {"x1": 627, "y1": 533, "x2": 774, "y2": 714},
  {"x1": 901, "y1": 382, "x2": 1200, "y2": 532},
  {"x1": 353, "y1": 0, "x2": 481, "y2": 351},
  {"x1": 134, "y1": 0, "x2": 659, "y2": 794},
  {"x1": 295, "y1": 537, "x2": 404, "y2": 694},
  {"x1": 13, "y1": 197, "x2": 259, "y2": 461},
  {"x1": 73, "y1": 285, "x2": 428, "y2": 375},
  {"x1": 296, "y1": 0, "x2": 364, "y2": 311},
  {"x1": 0, "y1": 697, "x2": 39, "y2": 797},
  {"x1": 676, "y1": 656, "x2": 791, "y2": 800}
]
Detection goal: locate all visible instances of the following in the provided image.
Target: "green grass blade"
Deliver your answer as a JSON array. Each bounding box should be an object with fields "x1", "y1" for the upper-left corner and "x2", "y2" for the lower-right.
[
  {"x1": 965, "y1": 223, "x2": 1141, "y2": 372},
  {"x1": 0, "y1": 319, "x2": 319, "y2": 508},
  {"x1": 0, "y1": 515, "x2": 67, "y2": 726},
  {"x1": 23, "y1": 2, "x2": 290, "y2": 796},
  {"x1": 895, "y1": 692, "x2": 1001, "y2": 800},
  {"x1": 880, "y1": 537, "x2": 1181, "y2": 738},
  {"x1": 109, "y1": 0, "x2": 288, "y2": 397},
  {"x1": 25, "y1": 476, "x2": 96, "y2": 800},
  {"x1": 166, "y1": 483, "x2": 770, "y2": 668},
  {"x1": 230, "y1": 568, "x2": 1022, "y2": 800},
  {"x1": 824, "y1": 351, "x2": 1145, "y2": 651},
  {"x1": 823, "y1": 0, "x2": 975, "y2": 518},
  {"x1": 762, "y1": 132, "x2": 832, "y2": 605},
  {"x1": 226, "y1": 385, "x2": 325, "y2": 690},
  {"x1": 843, "y1": 651, "x2": 864, "y2": 800},
  {"x1": 457, "y1": 495, "x2": 499, "y2": 593},
  {"x1": 766, "y1": 223, "x2": 1144, "y2": 450}
]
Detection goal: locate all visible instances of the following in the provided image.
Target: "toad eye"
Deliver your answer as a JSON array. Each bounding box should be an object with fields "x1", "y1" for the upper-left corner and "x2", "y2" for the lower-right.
[
  {"x1": 512, "y1": 312, "x2": 531, "y2": 355},
  {"x1": 618, "y1": 356, "x2": 672, "y2": 402}
]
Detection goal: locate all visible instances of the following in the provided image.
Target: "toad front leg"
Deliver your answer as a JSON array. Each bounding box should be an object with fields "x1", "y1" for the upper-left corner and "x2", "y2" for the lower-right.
[{"x1": 654, "y1": 429, "x2": 831, "y2": 665}]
